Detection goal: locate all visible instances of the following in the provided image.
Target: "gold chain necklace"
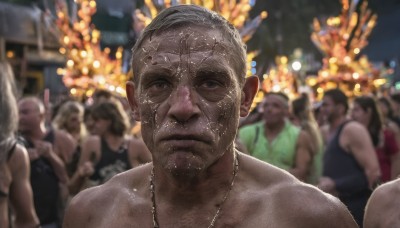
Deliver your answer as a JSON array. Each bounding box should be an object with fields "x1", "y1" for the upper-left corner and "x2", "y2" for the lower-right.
[{"x1": 150, "y1": 152, "x2": 239, "y2": 228}]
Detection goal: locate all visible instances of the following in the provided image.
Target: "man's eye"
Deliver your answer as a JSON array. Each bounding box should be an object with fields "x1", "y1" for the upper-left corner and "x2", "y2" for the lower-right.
[
  {"x1": 199, "y1": 80, "x2": 222, "y2": 89},
  {"x1": 148, "y1": 80, "x2": 170, "y2": 90}
]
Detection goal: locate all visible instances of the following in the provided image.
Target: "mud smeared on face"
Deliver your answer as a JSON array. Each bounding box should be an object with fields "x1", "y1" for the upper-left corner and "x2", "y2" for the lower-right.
[{"x1": 135, "y1": 26, "x2": 243, "y2": 178}]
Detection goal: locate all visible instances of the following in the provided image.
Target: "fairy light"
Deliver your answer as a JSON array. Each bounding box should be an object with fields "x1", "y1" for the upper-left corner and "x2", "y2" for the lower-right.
[
  {"x1": 55, "y1": 0, "x2": 130, "y2": 99},
  {"x1": 135, "y1": 0, "x2": 267, "y2": 78},
  {"x1": 309, "y1": 0, "x2": 379, "y2": 97}
]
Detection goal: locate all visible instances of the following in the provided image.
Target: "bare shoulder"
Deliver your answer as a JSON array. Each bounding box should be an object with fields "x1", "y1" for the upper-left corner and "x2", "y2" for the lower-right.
[
  {"x1": 8, "y1": 144, "x2": 28, "y2": 163},
  {"x1": 342, "y1": 121, "x2": 368, "y2": 136},
  {"x1": 370, "y1": 179, "x2": 400, "y2": 201},
  {"x1": 54, "y1": 129, "x2": 75, "y2": 143},
  {"x1": 8, "y1": 144, "x2": 29, "y2": 173},
  {"x1": 64, "y1": 163, "x2": 152, "y2": 228},
  {"x1": 238, "y1": 153, "x2": 357, "y2": 227},
  {"x1": 364, "y1": 179, "x2": 400, "y2": 228},
  {"x1": 271, "y1": 183, "x2": 357, "y2": 227}
]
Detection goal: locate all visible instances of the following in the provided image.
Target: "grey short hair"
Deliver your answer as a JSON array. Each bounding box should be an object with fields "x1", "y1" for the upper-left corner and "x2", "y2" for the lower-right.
[{"x1": 131, "y1": 4, "x2": 247, "y2": 85}]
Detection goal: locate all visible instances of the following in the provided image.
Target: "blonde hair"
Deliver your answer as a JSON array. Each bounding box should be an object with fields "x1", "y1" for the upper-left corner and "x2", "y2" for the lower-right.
[
  {"x1": 53, "y1": 101, "x2": 87, "y2": 142},
  {"x1": 0, "y1": 61, "x2": 18, "y2": 161}
]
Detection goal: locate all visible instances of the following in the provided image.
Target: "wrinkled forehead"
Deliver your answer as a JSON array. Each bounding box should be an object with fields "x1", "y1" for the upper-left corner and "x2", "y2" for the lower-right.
[{"x1": 135, "y1": 26, "x2": 234, "y2": 68}]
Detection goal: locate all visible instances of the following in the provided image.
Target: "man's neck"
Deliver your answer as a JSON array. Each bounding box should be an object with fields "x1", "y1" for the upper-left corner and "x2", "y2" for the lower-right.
[
  {"x1": 23, "y1": 124, "x2": 47, "y2": 141},
  {"x1": 103, "y1": 133, "x2": 124, "y2": 150},
  {"x1": 264, "y1": 120, "x2": 286, "y2": 140},
  {"x1": 329, "y1": 115, "x2": 347, "y2": 132},
  {"x1": 153, "y1": 148, "x2": 237, "y2": 207}
]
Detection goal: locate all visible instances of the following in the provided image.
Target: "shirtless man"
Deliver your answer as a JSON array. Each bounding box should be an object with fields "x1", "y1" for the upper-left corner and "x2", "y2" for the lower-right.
[
  {"x1": 0, "y1": 61, "x2": 39, "y2": 228},
  {"x1": 63, "y1": 5, "x2": 357, "y2": 227},
  {"x1": 364, "y1": 178, "x2": 400, "y2": 228}
]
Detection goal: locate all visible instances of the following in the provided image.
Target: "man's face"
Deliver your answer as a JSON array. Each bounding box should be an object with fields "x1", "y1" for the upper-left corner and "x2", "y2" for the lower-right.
[
  {"x1": 260, "y1": 95, "x2": 288, "y2": 125},
  {"x1": 130, "y1": 27, "x2": 243, "y2": 176},
  {"x1": 18, "y1": 100, "x2": 42, "y2": 133},
  {"x1": 320, "y1": 96, "x2": 338, "y2": 123},
  {"x1": 91, "y1": 117, "x2": 111, "y2": 136}
]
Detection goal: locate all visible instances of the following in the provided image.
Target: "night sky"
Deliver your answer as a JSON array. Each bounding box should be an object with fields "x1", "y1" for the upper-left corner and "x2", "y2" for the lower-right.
[
  {"x1": 363, "y1": 0, "x2": 400, "y2": 62},
  {"x1": 246, "y1": 0, "x2": 400, "y2": 73}
]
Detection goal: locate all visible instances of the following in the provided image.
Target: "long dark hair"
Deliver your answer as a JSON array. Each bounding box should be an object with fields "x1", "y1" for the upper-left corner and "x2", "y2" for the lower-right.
[
  {"x1": 378, "y1": 97, "x2": 394, "y2": 120},
  {"x1": 353, "y1": 96, "x2": 383, "y2": 147},
  {"x1": 91, "y1": 100, "x2": 130, "y2": 137}
]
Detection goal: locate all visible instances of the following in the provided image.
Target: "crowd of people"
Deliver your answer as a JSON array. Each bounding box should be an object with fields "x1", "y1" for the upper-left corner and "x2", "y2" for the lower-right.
[
  {"x1": 1, "y1": 4, "x2": 400, "y2": 228},
  {"x1": 238, "y1": 89, "x2": 400, "y2": 227}
]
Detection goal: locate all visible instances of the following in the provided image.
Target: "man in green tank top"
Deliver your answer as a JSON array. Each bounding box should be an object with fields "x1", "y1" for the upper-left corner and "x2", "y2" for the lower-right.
[{"x1": 239, "y1": 92, "x2": 312, "y2": 181}]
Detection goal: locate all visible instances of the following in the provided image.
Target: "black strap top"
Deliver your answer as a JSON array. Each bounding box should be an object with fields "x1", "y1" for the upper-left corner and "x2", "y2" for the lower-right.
[{"x1": 323, "y1": 121, "x2": 370, "y2": 198}]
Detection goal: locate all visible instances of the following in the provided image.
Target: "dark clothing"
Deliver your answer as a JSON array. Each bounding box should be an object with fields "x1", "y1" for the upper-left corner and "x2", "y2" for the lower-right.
[
  {"x1": 20, "y1": 130, "x2": 60, "y2": 226},
  {"x1": 89, "y1": 138, "x2": 131, "y2": 185},
  {"x1": 323, "y1": 121, "x2": 371, "y2": 227}
]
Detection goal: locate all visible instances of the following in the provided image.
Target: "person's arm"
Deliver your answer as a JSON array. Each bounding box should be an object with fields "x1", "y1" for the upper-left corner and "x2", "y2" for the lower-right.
[
  {"x1": 68, "y1": 137, "x2": 98, "y2": 194},
  {"x1": 55, "y1": 130, "x2": 77, "y2": 165},
  {"x1": 35, "y1": 140, "x2": 69, "y2": 184},
  {"x1": 289, "y1": 130, "x2": 312, "y2": 181},
  {"x1": 8, "y1": 145, "x2": 40, "y2": 228},
  {"x1": 344, "y1": 122, "x2": 381, "y2": 189},
  {"x1": 128, "y1": 137, "x2": 152, "y2": 167}
]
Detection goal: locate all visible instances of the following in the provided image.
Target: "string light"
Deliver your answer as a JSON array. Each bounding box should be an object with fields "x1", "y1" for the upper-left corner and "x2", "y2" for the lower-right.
[
  {"x1": 55, "y1": 0, "x2": 129, "y2": 99},
  {"x1": 135, "y1": 0, "x2": 267, "y2": 77},
  {"x1": 309, "y1": 0, "x2": 380, "y2": 96}
]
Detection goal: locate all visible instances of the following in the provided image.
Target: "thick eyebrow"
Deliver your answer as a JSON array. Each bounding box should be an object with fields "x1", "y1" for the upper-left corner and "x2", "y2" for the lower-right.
[
  {"x1": 195, "y1": 59, "x2": 235, "y2": 80},
  {"x1": 195, "y1": 68, "x2": 230, "y2": 79},
  {"x1": 139, "y1": 67, "x2": 175, "y2": 84}
]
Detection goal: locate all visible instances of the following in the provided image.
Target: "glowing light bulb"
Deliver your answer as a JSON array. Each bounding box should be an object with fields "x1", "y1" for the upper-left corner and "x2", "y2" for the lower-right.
[
  {"x1": 93, "y1": 60, "x2": 100, "y2": 68},
  {"x1": 67, "y1": 60, "x2": 74, "y2": 68},
  {"x1": 291, "y1": 61, "x2": 302, "y2": 71}
]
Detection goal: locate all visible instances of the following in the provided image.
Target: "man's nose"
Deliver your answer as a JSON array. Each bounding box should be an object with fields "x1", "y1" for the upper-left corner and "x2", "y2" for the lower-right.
[{"x1": 167, "y1": 86, "x2": 200, "y2": 123}]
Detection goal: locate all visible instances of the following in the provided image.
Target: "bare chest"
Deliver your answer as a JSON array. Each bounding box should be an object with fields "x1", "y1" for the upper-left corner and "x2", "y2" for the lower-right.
[{"x1": 81, "y1": 189, "x2": 312, "y2": 228}]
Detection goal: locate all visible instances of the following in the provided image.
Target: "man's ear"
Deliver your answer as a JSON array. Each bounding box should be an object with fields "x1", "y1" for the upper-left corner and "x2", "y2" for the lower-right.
[
  {"x1": 126, "y1": 81, "x2": 141, "y2": 121},
  {"x1": 240, "y1": 76, "x2": 259, "y2": 117}
]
